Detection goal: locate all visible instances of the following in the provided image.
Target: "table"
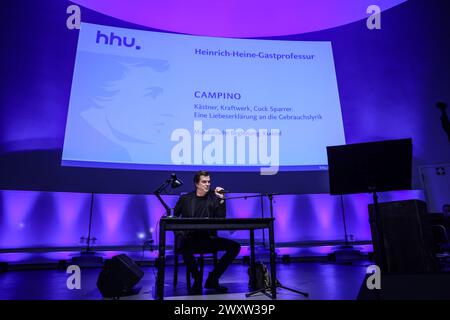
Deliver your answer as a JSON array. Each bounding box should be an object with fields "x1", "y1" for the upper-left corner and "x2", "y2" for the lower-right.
[{"x1": 155, "y1": 217, "x2": 276, "y2": 300}]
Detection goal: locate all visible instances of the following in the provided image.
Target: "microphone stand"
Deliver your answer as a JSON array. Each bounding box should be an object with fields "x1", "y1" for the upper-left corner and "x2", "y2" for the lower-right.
[
  {"x1": 225, "y1": 193, "x2": 308, "y2": 298},
  {"x1": 369, "y1": 187, "x2": 387, "y2": 273},
  {"x1": 71, "y1": 192, "x2": 103, "y2": 266},
  {"x1": 332, "y1": 195, "x2": 361, "y2": 261},
  {"x1": 85, "y1": 192, "x2": 96, "y2": 254}
]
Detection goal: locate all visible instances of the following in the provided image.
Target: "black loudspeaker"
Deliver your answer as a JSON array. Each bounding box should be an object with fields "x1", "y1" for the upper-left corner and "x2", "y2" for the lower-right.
[
  {"x1": 97, "y1": 254, "x2": 144, "y2": 298},
  {"x1": 368, "y1": 200, "x2": 438, "y2": 273},
  {"x1": 357, "y1": 273, "x2": 450, "y2": 300}
]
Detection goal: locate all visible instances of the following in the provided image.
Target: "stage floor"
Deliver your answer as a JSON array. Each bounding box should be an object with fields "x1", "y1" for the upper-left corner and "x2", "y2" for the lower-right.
[{"x1": 0, "y1": 260, "x2": 371, "y2": 300}]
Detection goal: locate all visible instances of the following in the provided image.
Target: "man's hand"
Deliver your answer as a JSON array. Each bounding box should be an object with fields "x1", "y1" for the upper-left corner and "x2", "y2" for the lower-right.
[{"x1": 215, "y1": 186, "x2": 225, "y2": 199}]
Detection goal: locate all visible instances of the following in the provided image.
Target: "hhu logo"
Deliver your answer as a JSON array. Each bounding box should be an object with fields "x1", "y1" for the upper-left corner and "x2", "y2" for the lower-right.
[{"x1": 96, "y1": 30, "x2": 141, "y2": 50}]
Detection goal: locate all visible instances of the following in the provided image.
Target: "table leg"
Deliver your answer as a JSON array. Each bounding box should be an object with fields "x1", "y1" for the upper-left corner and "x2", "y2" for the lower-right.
[
  {"x1": 250, "y1": 229, "x2": 256, "y2": 289},
  {"x1": 156, "y1": 222, "x2": 166, "y2": 300},
  {"x1": 268, "y1": 221, "x2": 277, "y2": 299}
]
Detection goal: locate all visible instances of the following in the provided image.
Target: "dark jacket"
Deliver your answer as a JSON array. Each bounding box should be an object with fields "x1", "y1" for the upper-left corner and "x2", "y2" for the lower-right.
[
  {"x1": 173, "y1": 191, "x2": 226, "y2": 250},
  {"x1": 174, "y1": 191, "x2": 226, "y2": 219}
]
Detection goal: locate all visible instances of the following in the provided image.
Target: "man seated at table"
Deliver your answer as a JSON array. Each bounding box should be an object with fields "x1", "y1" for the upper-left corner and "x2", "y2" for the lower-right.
[{"x1": 174, "y1": 170, "x2": 241, "y2": 294}]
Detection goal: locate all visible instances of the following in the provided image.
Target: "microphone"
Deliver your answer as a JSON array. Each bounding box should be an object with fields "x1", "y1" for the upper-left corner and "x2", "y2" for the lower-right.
[
  {"x1": 216, "y1": 189, "x2": 231, "y2": 194},
  {"x1": 170, "y1": 173, "x2": 183, "y2": 188}
]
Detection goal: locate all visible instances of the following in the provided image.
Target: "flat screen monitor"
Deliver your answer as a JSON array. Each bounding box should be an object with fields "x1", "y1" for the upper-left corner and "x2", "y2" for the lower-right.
[{"x1": 326, "y1": 138, "x2": 412, "y2": 195}]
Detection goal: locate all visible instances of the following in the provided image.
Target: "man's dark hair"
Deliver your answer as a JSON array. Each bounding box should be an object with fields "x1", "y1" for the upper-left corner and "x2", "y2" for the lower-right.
[{"x1": 194, "y1": 170, "x2": 210, "y2": 184}]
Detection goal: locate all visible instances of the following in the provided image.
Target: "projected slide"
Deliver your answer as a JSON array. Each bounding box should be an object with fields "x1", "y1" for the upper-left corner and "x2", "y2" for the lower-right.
[{"x1": 62, "y1": 23, "x2": 345, "y2": 173}]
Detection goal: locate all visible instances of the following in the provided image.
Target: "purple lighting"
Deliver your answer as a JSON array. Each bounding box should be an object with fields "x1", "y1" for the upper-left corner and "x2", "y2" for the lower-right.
[
  {"x1": 95, "y1": 194, "x2": 129, "y2": 244},
  {"x1": 225, "y1": 193, "x2": 262, "y2": 241},
  {"x1": 54, "y1": 192, "x2": 91, "y2": 244},
  {"x1": 0, "y1": 191, "x2": 38, "y2": 248},
  {"x1": 271, "y1": 195, "x2": 296, "y2": 237},
  {"x1": 309, "y1": 194, "x2": 340, "y2": 231},
  {"x1": 226, "y1": 194, "x2": 261, "y2": 219},
  {"x1": 71, "y1": 0, "x2": 407, "y2": 37},
  {"x1": 2, "y1": 191, "x2": 38, "y2": 227}
]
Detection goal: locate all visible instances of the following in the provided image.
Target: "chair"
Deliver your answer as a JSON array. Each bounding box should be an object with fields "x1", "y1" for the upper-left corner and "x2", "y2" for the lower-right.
[
  {"x1": 173, "y1": 233, "x2": 218, "y2": 289},
  {"x1": 173, "y1": 251, "x2": 218, "y2": 289}
]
